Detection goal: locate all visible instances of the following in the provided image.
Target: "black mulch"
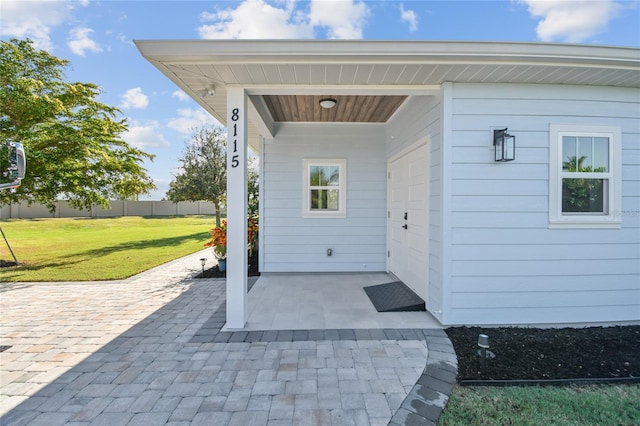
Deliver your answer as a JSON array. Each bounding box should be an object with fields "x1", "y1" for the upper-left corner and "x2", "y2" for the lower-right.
[
  {"x1": 196, "y1": 250, "x2": 260, "y2": 278},
  {"x1": 446, "y1": 326, "x2": 640, "y2": 381}
]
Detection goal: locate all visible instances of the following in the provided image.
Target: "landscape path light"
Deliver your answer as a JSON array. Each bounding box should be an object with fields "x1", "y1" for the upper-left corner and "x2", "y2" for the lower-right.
[{"x1": 477, "y1": 333, "x2": 496, "y2": 370}]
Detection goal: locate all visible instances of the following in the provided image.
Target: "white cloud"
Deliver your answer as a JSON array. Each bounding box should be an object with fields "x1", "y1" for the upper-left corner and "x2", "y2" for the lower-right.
[
  {"x1": 308, "y1": 0, "x2": 369, "y2": 39},
  {"x1": 68, "y1": 27, "x2": 103, "y2": 56},
  {"x1": 172, "y1": 90, "x2": 190, "y2": 102},
  {"x1": 120, "y1": 88, "x2": 149, "y2": 110},
  {"x1": 518, "y1": 0, "x2": 624, "y2": 42},
  {"x1": 167, "y1": 108, "x2": 220, "y2": 134},
  {"x1": 400, "y1": 3, "x2": 418, "y2": 32},
  {"x1": 199, "y1": 0, "x2": 312, "y2": 39},
  {"x1": 0, "y1": 0, "x2": 74, "y2": 50},
  {"x1": 198, "y1": 0, "x2": 370, "y2": 40},
  {"x1": 121, "y1": 122, "x2": 170, "y2": 149}
]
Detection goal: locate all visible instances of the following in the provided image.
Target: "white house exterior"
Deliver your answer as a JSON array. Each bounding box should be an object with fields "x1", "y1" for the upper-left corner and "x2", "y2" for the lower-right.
[{"x1": 136, "y1": 40, "x2": 640, "y2": 328}]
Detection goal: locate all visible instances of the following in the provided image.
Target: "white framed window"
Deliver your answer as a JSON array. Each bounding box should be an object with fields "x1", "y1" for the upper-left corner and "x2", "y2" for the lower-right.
[
  {"x1": 302, "y1": 159, "x2": 347, "y2": 218},
  {"x1": 549, "y1": 124, "x2": 621, "y2": 228}
]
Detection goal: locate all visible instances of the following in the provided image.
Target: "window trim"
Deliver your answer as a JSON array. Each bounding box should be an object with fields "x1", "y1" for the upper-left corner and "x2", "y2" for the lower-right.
[
  {"x1": 302, "y1": 158, "x2": 347, "y2": 218},
  {"x1": 549, "y1": 124, "x2": 622, "y2": 228}
]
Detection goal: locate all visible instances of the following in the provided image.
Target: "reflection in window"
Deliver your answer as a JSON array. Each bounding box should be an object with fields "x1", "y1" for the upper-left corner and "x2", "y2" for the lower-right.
[
  {"x1": 560, "y1": 135, "x2": 610, "y2": 215},
  {"x1": 303, "y1": 159, "x2": 346, "y2": 217},
  {"x1": 562, "y1": 136, "x2": 609, "y2": 172}
]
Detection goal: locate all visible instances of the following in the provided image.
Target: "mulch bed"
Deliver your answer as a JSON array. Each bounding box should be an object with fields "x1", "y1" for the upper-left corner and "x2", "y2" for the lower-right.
[
  {"x1": 197, "y1": 250, "x2": 260, "y2": 278},
  {"x1": 446, "y1": 326, "x2": 640, "y2": 381}
]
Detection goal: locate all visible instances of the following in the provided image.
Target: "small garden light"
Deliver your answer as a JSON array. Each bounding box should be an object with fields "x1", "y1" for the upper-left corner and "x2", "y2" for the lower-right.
[
  {"x1": 478, "y1": 333, "x2": 490, "y2": 349},
  {"x1": 200, "y1": 258, "x2": 207, "y2": 274},
  {"x1": 477, "y1": 333, "x2": 496, "y2": 367}
]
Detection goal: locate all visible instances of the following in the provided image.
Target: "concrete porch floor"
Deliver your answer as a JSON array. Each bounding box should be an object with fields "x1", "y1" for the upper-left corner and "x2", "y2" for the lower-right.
[{"x1": 241, "y1": 273, "x2": 443, "y2": 331}]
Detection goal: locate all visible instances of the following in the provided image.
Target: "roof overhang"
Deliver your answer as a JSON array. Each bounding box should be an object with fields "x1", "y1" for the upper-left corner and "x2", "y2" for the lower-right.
[{"x1": 135, "y1": 40, "x2": 640, "y2": 148}]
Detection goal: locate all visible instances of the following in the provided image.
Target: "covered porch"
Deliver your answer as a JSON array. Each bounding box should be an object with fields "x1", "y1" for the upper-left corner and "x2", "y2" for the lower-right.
[
  {"x1": 135, "y1": 40, "x2": 640, "y2": 328},
  {"x1": 232, "y1": 272, "x2": 442, "y2": 331}
]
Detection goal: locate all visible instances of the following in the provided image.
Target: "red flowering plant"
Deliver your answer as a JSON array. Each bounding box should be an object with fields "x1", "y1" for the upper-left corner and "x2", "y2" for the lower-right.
[{"x1": 205, "y1": 217, "x2": 259, "y2": 260}]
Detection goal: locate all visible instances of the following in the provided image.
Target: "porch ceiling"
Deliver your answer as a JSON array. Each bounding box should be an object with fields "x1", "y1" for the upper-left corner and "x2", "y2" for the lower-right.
[{"x1": 263, "y1": 95, "x2": 407, "y2": 123}]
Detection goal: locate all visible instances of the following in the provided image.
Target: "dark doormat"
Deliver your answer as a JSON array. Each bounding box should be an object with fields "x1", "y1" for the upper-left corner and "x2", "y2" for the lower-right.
[{"x1": 363, "y1": 281, "x2": 426, "y2": 312}]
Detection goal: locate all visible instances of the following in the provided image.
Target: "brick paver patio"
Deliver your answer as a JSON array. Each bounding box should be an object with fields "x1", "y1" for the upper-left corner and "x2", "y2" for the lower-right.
[{"x1": 1, "y1": 251, "x2": 456, "y2": 425}]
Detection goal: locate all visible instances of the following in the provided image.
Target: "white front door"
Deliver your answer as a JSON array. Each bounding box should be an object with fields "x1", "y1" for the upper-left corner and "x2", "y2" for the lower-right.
[{"x1": 388, "y1": 142, "x2": 429, "y2": 302}]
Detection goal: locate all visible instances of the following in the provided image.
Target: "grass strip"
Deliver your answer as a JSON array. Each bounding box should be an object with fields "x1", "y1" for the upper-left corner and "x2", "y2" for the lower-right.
[
  {"x1": 1, "y1": 216, "x2": 217, "y2": 282},
  {"x1": 439, "y1": 384, "x2": 640, "y2": 425}
]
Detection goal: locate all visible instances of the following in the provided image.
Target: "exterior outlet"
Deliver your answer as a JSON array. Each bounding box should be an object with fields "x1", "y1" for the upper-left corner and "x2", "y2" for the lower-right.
[{"x1": 326, "y1": 248, "x2": 332, "y2": 256}]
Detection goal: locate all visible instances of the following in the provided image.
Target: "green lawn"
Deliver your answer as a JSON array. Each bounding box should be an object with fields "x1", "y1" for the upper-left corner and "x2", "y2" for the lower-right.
[
  {"x1": 0, "y1": 216, "x2": 217, "y2": 282},
  {"x1": 439, "y1": 384, "x2": 640, "y2": 425}
]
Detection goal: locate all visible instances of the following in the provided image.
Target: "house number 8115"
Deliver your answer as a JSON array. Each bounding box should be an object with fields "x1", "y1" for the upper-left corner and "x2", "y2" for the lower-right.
[{"x1": 231, "y1": 108, "x2": 240, "y2": 168}]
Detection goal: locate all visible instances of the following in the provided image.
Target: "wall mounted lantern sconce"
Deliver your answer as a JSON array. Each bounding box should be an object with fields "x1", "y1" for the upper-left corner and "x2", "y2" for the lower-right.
[
  {"x1": 493, "y1": 128, "x2": 515, "y2": 162},
  {"x1": 319, "y1": 98, "x2": 337, "y2": 109}
]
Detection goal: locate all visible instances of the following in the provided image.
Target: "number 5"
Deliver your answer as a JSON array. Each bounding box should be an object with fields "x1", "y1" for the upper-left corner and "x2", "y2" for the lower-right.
[{"x1": 231, "y1": 155, "x2": 239, "y2": 168}]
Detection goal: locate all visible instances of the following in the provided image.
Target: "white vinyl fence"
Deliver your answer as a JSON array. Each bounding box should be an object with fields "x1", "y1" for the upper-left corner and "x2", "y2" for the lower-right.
[{"x1": 1, "y1": 200, "x2": 220, "y2": 219}]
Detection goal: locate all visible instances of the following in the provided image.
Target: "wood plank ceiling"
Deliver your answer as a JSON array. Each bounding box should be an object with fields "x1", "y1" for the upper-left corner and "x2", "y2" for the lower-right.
[{"x1": 263, "y1": 95, "x2": 407, "y2": 123}]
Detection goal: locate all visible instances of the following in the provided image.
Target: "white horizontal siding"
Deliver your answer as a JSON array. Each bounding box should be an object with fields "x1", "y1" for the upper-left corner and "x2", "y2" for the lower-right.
[
  {"x1": 453, "y1": 243, "x2": 639, "y2": 261},
  {"x1": 451, "y1": 306, "x2": 640, "y2": 326},
  {"x1": 451, "y1": 259, "x2": 639, "y2": 277},
  {"x1": 453, "y1": 274, "x2": 639, "y2": 293},
  {"x1": 262, "y1": 123, "x2": 387, "y2": 272},
  {"x1": 453, "y1": 227, "x2": 640, "y2": 244},
  {"x1": 446, "y1": 82, "x2": 640, "y2": 325},
  {"x1": 452, "y1": 290, "x2": 639, "y2": 309}
]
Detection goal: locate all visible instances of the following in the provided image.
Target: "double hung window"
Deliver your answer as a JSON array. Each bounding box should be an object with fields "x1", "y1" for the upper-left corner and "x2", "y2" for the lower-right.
[
  {"x1": 302, "y1": 159, "x2": 346, "y2": 218},
  {"x1": 549, "y1": 124, "x2": 621, "y2": 228}
]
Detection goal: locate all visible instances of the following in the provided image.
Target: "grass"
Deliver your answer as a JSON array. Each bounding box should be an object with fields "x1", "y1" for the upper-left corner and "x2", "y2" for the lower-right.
[
  {"x1": 439, "y1": 384, "x2": 640, "y2": 425},
  {"x1": 0, "y1": 216, "x2": 217, "y2": 282}
]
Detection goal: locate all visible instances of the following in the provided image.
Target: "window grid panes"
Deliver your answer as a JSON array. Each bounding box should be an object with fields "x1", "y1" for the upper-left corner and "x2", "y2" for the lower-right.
[
  {"x1": 560, "y1": 135, "x2": 611, "y2": 216},
  {"x1": 303, "y1": 159, "x2": 346, "y2": 217}
]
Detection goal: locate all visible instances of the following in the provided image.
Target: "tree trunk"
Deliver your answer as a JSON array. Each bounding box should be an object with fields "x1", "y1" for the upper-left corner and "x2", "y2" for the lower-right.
[{"x1": 214, "y1": 203, "x2": 221, "y2": 227}]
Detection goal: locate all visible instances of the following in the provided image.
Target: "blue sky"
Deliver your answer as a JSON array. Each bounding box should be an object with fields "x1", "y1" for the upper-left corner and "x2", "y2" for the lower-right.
[{"x1": 2, "y1": 0, "x2": 639, "y2": 199}]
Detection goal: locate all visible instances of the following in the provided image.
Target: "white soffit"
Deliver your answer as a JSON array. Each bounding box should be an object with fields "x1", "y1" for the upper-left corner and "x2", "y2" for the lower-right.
[{"x1": 135, "y1": 40, "x2": 640, "y2": 137}]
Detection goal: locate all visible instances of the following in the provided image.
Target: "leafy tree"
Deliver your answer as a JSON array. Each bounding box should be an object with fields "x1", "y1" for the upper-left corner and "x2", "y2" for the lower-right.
[
  {"x1": 167, "y1": 126, "x2": 227, "y2": 226},
  {"x1": 247, "y1": 157, "x2": 259, "y2": 217},
  {"x1": 0, "y1": 39, "x2": 155, "y2": 211},
  {"x1": 167, "y1": 125, "x2": 260, "y2": 226}
]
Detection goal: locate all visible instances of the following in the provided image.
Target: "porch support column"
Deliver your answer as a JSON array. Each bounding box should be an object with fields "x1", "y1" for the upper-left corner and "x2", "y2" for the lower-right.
[{"x1": 226, "y1": 87, "x2": 248, "y2": 329}]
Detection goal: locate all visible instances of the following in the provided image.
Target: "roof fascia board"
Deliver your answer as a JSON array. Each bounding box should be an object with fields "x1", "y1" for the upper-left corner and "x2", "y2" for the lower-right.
[{"x1": 135, "y1": 40, "x2": 640, "y2": 70}]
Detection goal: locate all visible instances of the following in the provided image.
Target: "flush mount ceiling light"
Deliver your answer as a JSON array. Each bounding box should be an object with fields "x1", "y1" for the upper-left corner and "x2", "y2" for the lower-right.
[{"x1": 319, "y1": 98, "x2": 337, "y2": 109}]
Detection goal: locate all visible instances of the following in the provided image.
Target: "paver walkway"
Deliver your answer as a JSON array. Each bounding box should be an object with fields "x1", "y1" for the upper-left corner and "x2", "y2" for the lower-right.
[{"x1": 1, "y1": 250, "x2": 456, "y2": 425}]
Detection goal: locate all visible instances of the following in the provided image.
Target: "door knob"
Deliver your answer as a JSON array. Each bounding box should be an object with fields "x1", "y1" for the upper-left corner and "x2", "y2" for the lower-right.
[{"x1": 402, "y1": 224, "x2": 408, "y2": 229}]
